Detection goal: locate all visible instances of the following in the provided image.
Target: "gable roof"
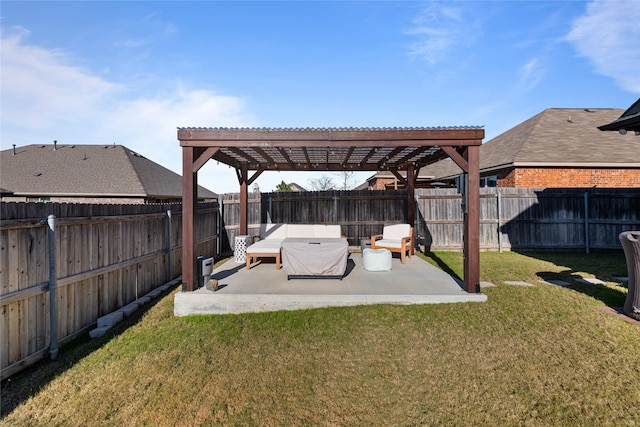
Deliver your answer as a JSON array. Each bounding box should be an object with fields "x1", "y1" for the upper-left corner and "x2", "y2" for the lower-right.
[
  {"x1": 480, "y1": 108, "x2": 639, "y2": 169},
  {"x1": 288, "y1": 182, "x2": 308, "y2": 192},
  {"x1": 425, "y1": 107, "x2": 640, "y2": 181},
  {"x1": 1, "y1": 144, "x2": 217, "y2": 199}
]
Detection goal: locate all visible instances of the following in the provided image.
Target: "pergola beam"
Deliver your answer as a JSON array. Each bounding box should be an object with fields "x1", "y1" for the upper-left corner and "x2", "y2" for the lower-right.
[
  {"x1": 181, "y1": 138, "x2": 482, "y2": 148},
  {"x1": 178, "y1": 127, "x2": 484, "y2": 142}
]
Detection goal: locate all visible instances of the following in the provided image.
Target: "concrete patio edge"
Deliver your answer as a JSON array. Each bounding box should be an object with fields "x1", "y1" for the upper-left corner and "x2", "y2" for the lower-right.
[{"x1": 174, "y1": 292, "x2": 487, "y2": 316}]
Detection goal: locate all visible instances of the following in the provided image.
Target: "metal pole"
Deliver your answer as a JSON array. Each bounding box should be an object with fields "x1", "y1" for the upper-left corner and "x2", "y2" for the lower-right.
[
  {"x1": 167, "y1": 210, "x2": 173, "y2": 281},
  {"x1": 584, "y1": 192, "x2": 590, "y2": 254},
  {"x1": 334, "y1": 193, "x2": 338, "y2": 224},
  {"x1": 47, "y1": 214, "x2": 58, "y2": 360}
]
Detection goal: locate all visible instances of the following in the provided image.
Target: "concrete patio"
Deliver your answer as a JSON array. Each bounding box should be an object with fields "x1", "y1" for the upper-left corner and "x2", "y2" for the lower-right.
[{"x1": 174, "y1": 252, "x2": 487, "y2": 315}]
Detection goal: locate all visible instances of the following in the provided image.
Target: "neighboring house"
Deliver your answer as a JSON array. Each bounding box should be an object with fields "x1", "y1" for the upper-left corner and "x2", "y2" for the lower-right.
[
  {"x1": 1, "y1": 143, "x2": 217, "y2": 203},
  {"x1": 367, "y1": 108, "x2": 640, "y2": 189},
  {"x1": 364, "y1": 160, "x2": 457, "y2": 190},
  {"x1": 598, "y1": 98, "x2": 640, "y2": 134},
  {"x1": 288, "y1": 182, "x2": 308, "y2": 192}
]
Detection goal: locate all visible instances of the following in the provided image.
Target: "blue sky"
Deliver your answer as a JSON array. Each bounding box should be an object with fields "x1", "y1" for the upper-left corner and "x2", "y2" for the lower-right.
[{"x1": 2, "y1": 1, "x2": 639, "y2": 194}]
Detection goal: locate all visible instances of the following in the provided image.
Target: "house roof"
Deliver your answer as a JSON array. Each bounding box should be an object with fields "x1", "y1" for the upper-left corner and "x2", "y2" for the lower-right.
[
  {"x1": 598, "y1": 98, "x2": 640, "y2": 133},
  {"x1": 1, "y1": 144, "x2": 217, "y2": 199},
  {"x1": 288, "y1": 182, "x2": 308, "y2": 192},
  {"x1": 479, "y1": 108, "x2": 639, "y2": 170},
  {"x1": 424, "y1": 108, "x2": 640, "y2": 181}
]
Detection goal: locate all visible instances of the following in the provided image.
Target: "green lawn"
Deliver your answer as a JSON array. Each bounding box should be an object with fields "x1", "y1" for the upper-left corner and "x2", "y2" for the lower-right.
[{"x1": 2, "y1": 251, "x2": 638, "y2": 426}]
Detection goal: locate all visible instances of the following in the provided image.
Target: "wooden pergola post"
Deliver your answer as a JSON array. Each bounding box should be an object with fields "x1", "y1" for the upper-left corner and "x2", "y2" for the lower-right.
[
  {"x1": 182, "y1": 146, "x2": 198, "y2": 292},
  {"x1": 238, "y1": 164, "x2": 248, "y2": 236},
  {"x1": 463, "y1": 145, "x2": 481, "y2": 293},
  {"x1": 406, "y1": 164, "x2": 416, "y2": 226}
]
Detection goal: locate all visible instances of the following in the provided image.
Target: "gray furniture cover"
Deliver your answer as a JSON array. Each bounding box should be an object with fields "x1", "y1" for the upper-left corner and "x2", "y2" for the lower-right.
[{"x1": 281, "y1": 238, "x2": 348, "y2": 278}]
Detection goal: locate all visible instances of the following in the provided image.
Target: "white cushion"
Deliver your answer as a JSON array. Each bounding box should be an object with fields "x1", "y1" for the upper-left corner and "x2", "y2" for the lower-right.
[
  {"x1": 286, "y1": 224, "x2": 316, "y2": 238},
  {"x1": 247, "y1": 239, "x2": 283, "y2": 254},
  {"x1": 375, "y1": 239, "x2": 403, "y2": 249},
  {"x1": 313, "y1": 224, "x2": 341, "y2": 238},
  {"x1": 382, "y1": 224, "x2": 411, "y2": 240},
  {"x1": 262, "y1": 223, "x2": 288, "y2": 239}
]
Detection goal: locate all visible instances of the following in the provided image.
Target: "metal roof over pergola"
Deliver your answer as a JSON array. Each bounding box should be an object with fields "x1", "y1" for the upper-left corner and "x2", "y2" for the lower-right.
[{"x1": 179, "y1": 127, "x2": 484, "y2": 293}]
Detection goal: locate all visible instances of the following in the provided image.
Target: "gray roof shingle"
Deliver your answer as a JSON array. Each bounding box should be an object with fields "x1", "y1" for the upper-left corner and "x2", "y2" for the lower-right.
[
  {"x1": 424, "y1": 107, "x2": 640, "y2": 181},
  {"x1": 1, "y1": 144, "x2": 217, "y2": 199},
  {"x1": 480, "y1": 108, "x2": 640, "y2": 168}
]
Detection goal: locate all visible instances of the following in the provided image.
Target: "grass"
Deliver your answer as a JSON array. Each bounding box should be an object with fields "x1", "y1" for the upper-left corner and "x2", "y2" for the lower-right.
[{"x1": 2, "y1": 251, "x2": 638, "y2": 426}]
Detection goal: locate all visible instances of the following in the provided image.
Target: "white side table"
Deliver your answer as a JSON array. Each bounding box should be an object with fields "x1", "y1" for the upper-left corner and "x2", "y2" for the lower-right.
[{"x1": 234, "y1": 235, "x2": 252, "y2": 263}]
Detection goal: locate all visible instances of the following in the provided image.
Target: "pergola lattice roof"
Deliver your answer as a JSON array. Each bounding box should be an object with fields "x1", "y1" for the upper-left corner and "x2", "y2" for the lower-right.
[{"x1": 177, "y1": 126, "x2": 484, "y2": 172}]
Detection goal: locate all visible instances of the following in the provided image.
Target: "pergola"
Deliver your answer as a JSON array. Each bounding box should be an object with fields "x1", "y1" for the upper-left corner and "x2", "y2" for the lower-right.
[{"x1": 179, "y1": 127, "x2": 484, "y2": 293}]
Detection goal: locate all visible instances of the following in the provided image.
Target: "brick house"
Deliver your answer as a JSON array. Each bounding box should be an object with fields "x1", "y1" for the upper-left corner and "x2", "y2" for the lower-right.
[
  {"x1": 1, "y1": 143, "x2": 217, "y2": 203},
  {"x1": 366, "y1": 107, "x2": 640, "y2": 189}
]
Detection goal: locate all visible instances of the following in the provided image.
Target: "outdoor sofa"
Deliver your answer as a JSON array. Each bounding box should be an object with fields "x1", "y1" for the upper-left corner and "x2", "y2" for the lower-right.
[{"x1": 246, "y1": 223, "x2": 343, "y2": 269}]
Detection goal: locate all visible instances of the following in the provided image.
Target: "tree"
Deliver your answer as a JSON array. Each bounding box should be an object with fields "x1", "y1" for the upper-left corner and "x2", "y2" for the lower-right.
[
  {"x1": 308, "y1": 175, "x2": 335, "y2": 191},
  {"x1": 336, "y1": 171, "x2": 356, "y2": 190},
  {"x1": 275, "y1": 181, "x2": 293, "y2": 192}
]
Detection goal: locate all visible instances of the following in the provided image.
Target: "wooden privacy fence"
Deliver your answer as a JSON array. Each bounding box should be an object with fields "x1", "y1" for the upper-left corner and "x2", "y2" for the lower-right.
[
  {"x1": 221, "y1": 188, "x2": 640, "y2": 253},
  {"x1": 221, "y1": 190, "x2": 408, "y2": 252},
  {"x1": 0, "y1": 202, "x2": 218, "y2": 380}
]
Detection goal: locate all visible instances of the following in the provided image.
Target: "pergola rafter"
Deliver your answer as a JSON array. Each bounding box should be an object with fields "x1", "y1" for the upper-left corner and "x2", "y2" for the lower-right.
[{"x1": 179, "y1": 126, "x2": 483, "y2": 294}]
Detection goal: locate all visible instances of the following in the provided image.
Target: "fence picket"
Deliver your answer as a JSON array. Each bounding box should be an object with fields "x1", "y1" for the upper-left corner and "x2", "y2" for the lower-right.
[{"x1": 0, "y1": 202, "x2": 218, "y2": 380}]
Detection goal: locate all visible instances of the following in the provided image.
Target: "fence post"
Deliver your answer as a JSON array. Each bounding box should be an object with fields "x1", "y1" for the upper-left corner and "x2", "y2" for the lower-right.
[
  {"x1": 584, "y1": 191, "x2": 590, "y2": 254},
  {"x1": 167, "y1": 209, "x2": 173, "y2": 281},
  {"x1": 220, "y1": 198, "x2": 225, "y2": 254},
  {"x1": 47, "y1": 214, "x2": 59, "y2": 360},
  {"x1": 497, "y1": 192, "x2": 503, "y2": 253}
]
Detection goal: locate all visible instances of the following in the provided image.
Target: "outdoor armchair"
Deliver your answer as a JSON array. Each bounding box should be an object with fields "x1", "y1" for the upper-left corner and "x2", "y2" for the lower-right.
[{"x1": 371, "y1": 224, "x2": 414, "y2": 264}]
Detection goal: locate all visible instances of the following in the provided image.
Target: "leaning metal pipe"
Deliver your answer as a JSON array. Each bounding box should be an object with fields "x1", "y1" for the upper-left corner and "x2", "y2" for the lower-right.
[{"x1": 47, "y1": 214, "x2": 59, "y2": 360}]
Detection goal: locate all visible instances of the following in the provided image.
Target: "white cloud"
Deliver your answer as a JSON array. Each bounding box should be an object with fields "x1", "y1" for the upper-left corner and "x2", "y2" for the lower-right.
[
  {"x1": 405, "y1": 4, "x2": 475, "y2": 65},
  {"x1": 566, "y1": 0, "x2": 640, "y2": 93},
  {"x1": 519, "y1": 58, "x2": 544, "y2": 90},
  {"x1": 0, "y1": 27, "x2": 255, "y2": 193},
  {"x1": 1, "y1": 26, "x2": 123, "y2": 130}
]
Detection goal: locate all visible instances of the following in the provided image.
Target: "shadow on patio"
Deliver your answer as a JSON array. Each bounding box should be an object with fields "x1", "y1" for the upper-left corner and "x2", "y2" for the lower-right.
[{"x1": 174, "y1": 253, "x2": 486, "y2": 315}]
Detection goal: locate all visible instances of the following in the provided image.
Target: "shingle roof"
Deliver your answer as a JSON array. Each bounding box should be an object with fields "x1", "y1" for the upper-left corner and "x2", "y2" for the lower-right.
[
  {"x1": 1, "y1": 144, "x2": 217, "y2": 199},
  {"x1": 480, "y1": 108, "x2": 639, "y2": 168},
  {"x1": 422, "y1": 108, "x2": 640, "y2": 181}
]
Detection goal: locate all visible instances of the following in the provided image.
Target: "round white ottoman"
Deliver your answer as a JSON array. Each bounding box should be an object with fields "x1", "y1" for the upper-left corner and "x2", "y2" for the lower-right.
[{"x1": 363, "y1": 248, "x2": 392, "y2": 272}]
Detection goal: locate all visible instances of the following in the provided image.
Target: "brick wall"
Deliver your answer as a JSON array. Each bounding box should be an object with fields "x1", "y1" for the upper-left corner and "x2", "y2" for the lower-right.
[
  {"x1": 497, "y1": 167, "x2": 640, "y2": 188},
  {"x1": 367, "y1": 177, "x2": 403, "y2": 190}
]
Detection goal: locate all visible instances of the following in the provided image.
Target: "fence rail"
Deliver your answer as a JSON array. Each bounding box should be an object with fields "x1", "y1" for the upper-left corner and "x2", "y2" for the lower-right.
[{"x1": 1, "y1": 202, "x2": 218, "y2": 380}]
